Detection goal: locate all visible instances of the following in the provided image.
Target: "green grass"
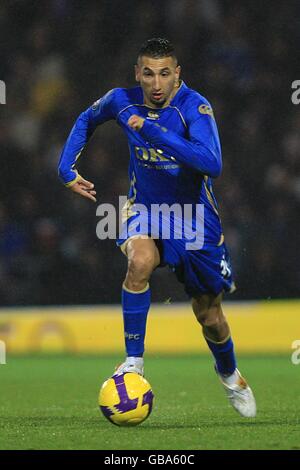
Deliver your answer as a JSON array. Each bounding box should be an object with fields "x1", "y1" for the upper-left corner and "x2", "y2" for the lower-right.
[{"x1": 0, "y1": 354, "x2": 299, "y2": 450}]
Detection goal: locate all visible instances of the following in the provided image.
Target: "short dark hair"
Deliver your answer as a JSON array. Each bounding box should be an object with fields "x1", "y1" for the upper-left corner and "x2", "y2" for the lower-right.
[{"x1": 138, "y1": 38, "x2": 177, "y2": 62}]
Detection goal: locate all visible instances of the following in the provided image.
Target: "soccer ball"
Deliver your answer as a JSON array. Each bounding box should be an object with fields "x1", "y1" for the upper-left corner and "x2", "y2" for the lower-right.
[{"x1": 98, "y1": 372, "x2": 154, "y2": 426}]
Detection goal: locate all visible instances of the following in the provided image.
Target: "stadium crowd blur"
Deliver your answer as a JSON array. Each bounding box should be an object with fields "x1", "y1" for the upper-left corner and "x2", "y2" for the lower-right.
[{"x1": 0, "y1": 0, "x2": 299, "y2": 306}]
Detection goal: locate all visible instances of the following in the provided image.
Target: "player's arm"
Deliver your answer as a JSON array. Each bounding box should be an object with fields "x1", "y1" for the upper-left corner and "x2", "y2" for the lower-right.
[
  {"x1": 129, "y1": 102, "x2": 222, "y2": 178},
  {"x1": 58, "y1": 89, "x2": 118, "y2": 201}
]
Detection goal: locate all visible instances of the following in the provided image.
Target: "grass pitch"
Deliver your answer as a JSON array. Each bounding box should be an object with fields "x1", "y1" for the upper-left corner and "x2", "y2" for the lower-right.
[{"x1": 0, "y1": 354, "x2": 299, "y2": 450}]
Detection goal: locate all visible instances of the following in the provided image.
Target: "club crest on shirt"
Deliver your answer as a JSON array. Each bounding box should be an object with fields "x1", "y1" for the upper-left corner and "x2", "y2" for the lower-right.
[{"x1": 198, "y1": 104, "x2": 214, "y2": 119}]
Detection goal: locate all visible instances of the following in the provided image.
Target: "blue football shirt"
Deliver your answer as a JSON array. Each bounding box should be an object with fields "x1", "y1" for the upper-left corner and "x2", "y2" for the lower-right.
[{"x1": 58, "y1": 81, "x2": 224, "y2": 246}]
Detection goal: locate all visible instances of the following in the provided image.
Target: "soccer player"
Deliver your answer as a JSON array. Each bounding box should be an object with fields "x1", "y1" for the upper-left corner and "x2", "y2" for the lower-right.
[{"x1": 58, "y1": 38, "x2": 256, "y2": 417}]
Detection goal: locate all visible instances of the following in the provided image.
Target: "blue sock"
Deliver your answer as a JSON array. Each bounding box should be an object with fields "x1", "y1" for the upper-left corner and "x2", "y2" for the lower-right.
[
  {"x1": 205, "y1": 335, "x2": 237, "y2": 375},
  {"x1": 122, "y1": 284, "x2": 151, "y2": 357}
]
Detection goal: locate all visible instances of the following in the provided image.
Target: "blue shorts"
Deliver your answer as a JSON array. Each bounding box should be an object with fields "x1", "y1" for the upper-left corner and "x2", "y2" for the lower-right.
[{"x1": 117, "y1": 212, "x2": 235, "y2": 298}]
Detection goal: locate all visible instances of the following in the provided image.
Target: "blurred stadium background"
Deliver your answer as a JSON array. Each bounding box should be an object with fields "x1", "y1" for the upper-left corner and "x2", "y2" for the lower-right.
[{"x1": 0, "y1": 0, "x2": 299, "y2": 356}]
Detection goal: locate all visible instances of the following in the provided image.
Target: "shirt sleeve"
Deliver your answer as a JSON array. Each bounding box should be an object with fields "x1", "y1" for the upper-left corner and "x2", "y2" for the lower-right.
[
  {"x1": 138, "y1": 99, "x2": 222, "y2": 178},
  {"x1": 58, "y1": 89, "x2": 118, "y2": 185}
]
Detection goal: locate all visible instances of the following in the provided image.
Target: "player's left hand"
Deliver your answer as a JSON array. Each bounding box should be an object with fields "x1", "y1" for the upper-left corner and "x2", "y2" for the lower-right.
[{"x1": 127, "y1": 115, "x2": 145, "y2": 131}]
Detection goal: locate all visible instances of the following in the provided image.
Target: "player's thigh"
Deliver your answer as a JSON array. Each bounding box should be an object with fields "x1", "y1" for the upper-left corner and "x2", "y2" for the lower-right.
[
  {"x1": 126, "y1": 237, "x2": 160, "y2": 272},
  {"x1": 192, "y1": 291, "x2": 223, "y2": 323}
]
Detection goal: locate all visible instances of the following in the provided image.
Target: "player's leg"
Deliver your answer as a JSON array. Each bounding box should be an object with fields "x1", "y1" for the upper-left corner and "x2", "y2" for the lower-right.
[
  {"x1": 115, "y1": 237, "x2": 160, "y2": 376},
  {"x1": 192, "y1": 293, "x2": 236, "y2": 374},
  {"x1": 192, "y1": 293, "x2": 256, "y2": 417},
  {"x1": 124, "y1": 237, "x2": 160, "y2": 291}
]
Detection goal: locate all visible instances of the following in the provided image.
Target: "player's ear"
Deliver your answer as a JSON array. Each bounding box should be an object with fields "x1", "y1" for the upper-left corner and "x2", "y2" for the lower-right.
[
  {"x1": 135, "y1": 64, "x2": 140, "y2": 82},
  {"x1": 175, "y1": 65, "x2": 181, "y2": 81}
]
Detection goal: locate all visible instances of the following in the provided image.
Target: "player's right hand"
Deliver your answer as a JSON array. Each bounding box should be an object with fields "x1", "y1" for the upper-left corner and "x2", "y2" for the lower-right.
[{"x1": 68, "y1": 175, "x2": 97, "y2": 202}]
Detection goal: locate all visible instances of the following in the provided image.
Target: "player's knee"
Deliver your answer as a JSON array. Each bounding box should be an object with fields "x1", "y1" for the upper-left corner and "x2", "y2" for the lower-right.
[
  {"x1": 192, "y1": 294, "x2": 223, "y2": 326},
  {"x1": 127, "y1": 252, "x2": 156, "y2": 279},
  {"x1": 193, "y1": 305, "x2": 210, "y2": 325}
]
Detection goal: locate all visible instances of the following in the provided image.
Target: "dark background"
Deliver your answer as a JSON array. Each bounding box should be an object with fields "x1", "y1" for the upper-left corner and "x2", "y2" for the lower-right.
[{"x1": 0, "y1": 0, "x2": 299, "y2": 306}]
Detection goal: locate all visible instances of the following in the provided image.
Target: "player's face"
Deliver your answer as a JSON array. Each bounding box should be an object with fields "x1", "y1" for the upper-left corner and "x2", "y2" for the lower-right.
[{"x1": 135, "y1": 56, "x2": 181, "y2": 108}]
